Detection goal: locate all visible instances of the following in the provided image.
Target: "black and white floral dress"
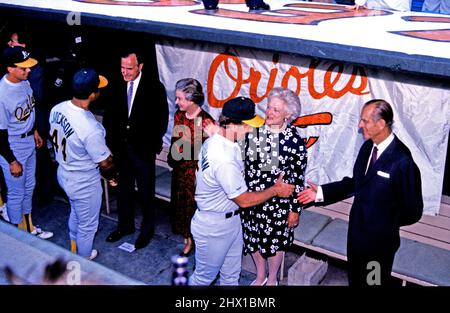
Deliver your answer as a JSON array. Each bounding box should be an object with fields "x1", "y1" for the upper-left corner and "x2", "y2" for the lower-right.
[{"x1": 241, "y1": 124, "x2": 307, "y2": 258}]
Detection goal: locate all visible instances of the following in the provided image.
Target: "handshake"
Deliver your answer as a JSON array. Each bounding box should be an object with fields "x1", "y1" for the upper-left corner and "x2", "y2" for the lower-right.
[{"x1": 272, "y1": 176, "x2": 319, "y2": 204}]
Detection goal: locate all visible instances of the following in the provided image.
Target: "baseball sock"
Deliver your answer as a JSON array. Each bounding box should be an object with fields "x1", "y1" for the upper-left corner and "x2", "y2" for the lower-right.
[
  {"x1": 17, "y1": 216, "x2": 26, "y2": 230},
  {"x1": 70, "y1": 240, "x2": 77, "y2": 254},
  {"x1": 23, "y1": 213, "x2": 34, "y2": 233}
]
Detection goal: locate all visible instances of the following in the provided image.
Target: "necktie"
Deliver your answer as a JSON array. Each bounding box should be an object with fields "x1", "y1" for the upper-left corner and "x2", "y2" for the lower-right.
[
  {"x1": 127, "y1": 81, "x2": 134, "y2": 115},
  {"x1": 367, "y1": 146, "x2": 378, "y2": 174}
]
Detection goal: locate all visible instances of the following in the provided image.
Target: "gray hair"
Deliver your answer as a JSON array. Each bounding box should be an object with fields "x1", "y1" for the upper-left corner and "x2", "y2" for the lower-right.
[
  {"x1": 267, "y1": 87, "x2": 301, "y2": 123},
  {"x1": 175, "y1": 78, "x2": 204, "y2": 106},
  {"x1": 364, "y1": 99, "x2": 394, "y2": 129}
]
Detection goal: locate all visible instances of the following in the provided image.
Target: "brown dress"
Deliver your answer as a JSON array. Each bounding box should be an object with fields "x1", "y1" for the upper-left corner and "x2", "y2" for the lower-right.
[{"x1": 168, "y1": 109, "x2": 214, "y2": 238}]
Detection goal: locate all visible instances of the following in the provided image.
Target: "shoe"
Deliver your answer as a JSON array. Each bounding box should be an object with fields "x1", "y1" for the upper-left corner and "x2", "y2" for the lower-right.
[
  {"x1": 134, "y1": 233, "x2": 153, "y2": 249},
  {"x1": 0, "y1": 204, "x2": 9, "y2": 222},
  {"x1": 250, "y1": 277, "x2": 268, "y2": 286},
  {"x1": 180, "y1": 239, "x2": 194, "y2": 256},
  {"x1": 249, "y1": 2, "x2": 270, "y2": 12},
  {"x1": 204, "y1": 6, "x2": 218, "y2": 12},
  {"x1": 31, "y1": 226, "x2": 54, "y2": 239},
  {"x1": 88, "y1": 249, "x2": 98, "y2": 260},
  {"x1": 179, "y1": 248, "x2": 193, "y2": 257},
  {"x1": 106, "y1": 229, "x2": 134, "y2": 242}
]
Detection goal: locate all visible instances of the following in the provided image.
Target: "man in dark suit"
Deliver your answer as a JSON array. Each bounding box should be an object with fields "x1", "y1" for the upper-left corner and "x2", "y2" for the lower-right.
[
  {"x1": 103, "y1": 49, "x2": 168, "y2": 249},
  {"x1": 298, "y1": 99, "x2": 423, "y2": 286}
]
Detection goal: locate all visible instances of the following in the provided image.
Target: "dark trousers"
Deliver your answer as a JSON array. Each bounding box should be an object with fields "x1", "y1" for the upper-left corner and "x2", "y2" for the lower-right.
[
  {"x1": 202, "y1": 0, "x2": 264, "y2": 8},
  {"x1": 117, "y1": 144, "x2": 156, "y2": 236},
  {"x1": 0, "y1": 167, "x2": 6, "y2": 202},
  {"x1": 33, "y1": 146, "x2": 58, "y2": 206},
  {"x1": 347, "y1": 251, "x2": 396, "y2": 287}
]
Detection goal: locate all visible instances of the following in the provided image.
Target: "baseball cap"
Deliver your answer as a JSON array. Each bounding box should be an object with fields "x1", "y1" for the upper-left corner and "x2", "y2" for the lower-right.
[
  {"x1": 72, "y1": 68, "x2": 108, "y2": 99},
  {"x1": 2, "y1": 46, "x2": 38, "y2": 68},
  {"x1": 222, "y1": 96, "x2": 264, "y2": 128}
]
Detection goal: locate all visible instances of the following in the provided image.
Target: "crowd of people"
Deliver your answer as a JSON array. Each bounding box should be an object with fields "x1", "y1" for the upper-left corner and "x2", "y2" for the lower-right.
[{"x1": 0, "y1": 24, "x2": 424, "y2": 286}]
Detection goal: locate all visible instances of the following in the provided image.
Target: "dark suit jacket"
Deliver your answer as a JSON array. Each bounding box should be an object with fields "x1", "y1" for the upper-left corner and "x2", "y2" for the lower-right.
[
  {"x1": 321, "y1": 136, "x2": 423, "y2": 258},
  {"x1": 103, "y1": 71, "x2": 169, "y2": 161}
]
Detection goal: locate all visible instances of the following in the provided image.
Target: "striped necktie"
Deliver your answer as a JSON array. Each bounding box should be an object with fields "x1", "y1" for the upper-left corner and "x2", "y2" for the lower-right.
[{"x1": 127, "y1": 81, "x2": 134, "y2": 115}]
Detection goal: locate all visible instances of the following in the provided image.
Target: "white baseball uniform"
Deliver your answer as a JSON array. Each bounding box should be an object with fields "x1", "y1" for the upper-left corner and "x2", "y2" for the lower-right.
[
  {"x1": 189, "y1": 133, "x2": 248, "y2": 286},
  {"x1": 0, "y1": 75, "x2": 36, "y2": 224},
  {"x1": 49, "y1": 100, "x2": 110, "y2": 257}
]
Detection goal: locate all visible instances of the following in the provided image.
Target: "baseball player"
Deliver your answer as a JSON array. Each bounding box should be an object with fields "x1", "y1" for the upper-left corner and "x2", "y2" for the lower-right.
[
  {"x1": 0, "y1": 46, "x2": 53, "y2": 239},
  {"x1": 49, "y1": 68, "x2": 117, "y2": 260},
  {"x1": 190, "y1": 97, "x2": 295, "y2": 285}
]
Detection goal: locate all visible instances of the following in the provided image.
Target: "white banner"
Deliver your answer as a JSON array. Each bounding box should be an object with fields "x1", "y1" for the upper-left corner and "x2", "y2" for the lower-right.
[{"x1": 156, "y1": 39, "x2": 450, "y2": 216}]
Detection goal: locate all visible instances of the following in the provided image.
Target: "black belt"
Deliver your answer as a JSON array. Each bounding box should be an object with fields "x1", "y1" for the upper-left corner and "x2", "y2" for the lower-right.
[
  {"x1": 20, "y1": 130, "x2": 34, "y2": 138},
  {"x1": 225, "y1": 209, "x2": 241, "y2": 219}
]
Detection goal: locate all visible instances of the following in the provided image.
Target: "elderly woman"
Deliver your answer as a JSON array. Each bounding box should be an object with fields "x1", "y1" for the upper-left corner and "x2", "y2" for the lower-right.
[
  {"x1": 168, "y1": 78, "x2": 214, "y2": 256},
  {"x1": 241, "y1": 87, "x2": 307, "y2": 286}
]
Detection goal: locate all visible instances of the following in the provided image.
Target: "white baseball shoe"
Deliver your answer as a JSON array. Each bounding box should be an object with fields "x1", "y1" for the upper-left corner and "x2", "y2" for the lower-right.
[
  {"x1": 31, "y1": 226, "x2": 54, "y2": 239},
  {"x1": 88, "y1": 249, "x2": 98, "y2": 261},
  {"x1": 0, "y1": 204, "x2": 9, "y2": 222}
]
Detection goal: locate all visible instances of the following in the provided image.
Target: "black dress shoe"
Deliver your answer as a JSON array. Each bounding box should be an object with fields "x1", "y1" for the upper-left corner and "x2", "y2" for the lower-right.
[
  {"x1": 204, "y1": 5, "x2": 218, "y2": 12},
  {"x1": 106, "y1": 229, "x2": 134, "y2": 243},
  {"x1": 249, "y1": 2, "x2": 270, "y2": 12},
  {"x1": 134, "y1": 233, "x2": 153, "y2": 249},
  {"x1": 179, "y1": 250, "x2": 193, "y2": 257}
]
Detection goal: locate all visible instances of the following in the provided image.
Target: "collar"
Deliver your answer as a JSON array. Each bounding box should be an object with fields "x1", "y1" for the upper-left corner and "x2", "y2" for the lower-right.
[
  {"x1": 128, "y1": 71, "x2": 142, "y2": 88},
  {"x1": 373, "y1": 132, "x2": 394, "y2": 157},
  {"x1": 69, "y1": 100, "x2": 86, "y2": 111},
  {"x1": 3, "y1": 74, "x2": 22, "y2": 86},
  {"x1": 215, "y1": 132, "x2": 239, "y2": 148}
]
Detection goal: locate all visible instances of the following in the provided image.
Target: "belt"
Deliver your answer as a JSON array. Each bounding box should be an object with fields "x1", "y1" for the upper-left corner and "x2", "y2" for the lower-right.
[
  {"x1": 20, "y1": 130, "x2": 34, "y2": 138},
  {"x1": 225, "y1": 209, "x2": 241, "y2": 219},
  {"x1": 197, "y1": 208, "x2": 241, "y2": 219}
]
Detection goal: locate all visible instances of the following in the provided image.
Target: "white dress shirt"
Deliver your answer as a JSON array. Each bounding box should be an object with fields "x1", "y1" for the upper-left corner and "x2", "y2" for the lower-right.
[
  {"x1": 316, "y1": 133, "x2": 395, "y2": 202},
  {"x1": 127, "y1": 71, "x2": 142, "y2": 117}
]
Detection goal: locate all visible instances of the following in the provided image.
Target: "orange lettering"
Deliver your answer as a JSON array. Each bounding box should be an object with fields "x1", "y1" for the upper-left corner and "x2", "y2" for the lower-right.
[
  {"x1": 293, "y1": 112, "x2": 333, "y2": 148},
  {"x1": 248, "y1": 55, "x2": 279, "y2": 102},
  {"x1": 391, "y1": 29, "x2": 450, "y2": 42},
  {"x1": 304, "y1": 137, "x2": 318, "y2": 149},
  {"x1": 207, "y1": 53, "x2": 243, "y2": 108},
  {"x1": 207, "y1": 52, "x2": 369, "y2": 105},
  {"x1": 294, "y1": 112, "x2": 333, "y2": 128},
  {"x1": 402, "y1": 16, "x2": 450, "y2": 23},
  {"x1": 391, "y1": 16, "x2": 450, "y2": 42}
]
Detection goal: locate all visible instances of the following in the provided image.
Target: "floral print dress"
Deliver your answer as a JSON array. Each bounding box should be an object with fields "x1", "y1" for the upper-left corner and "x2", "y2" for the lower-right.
[{"x1": 241, "y1": 124, "x2": 307, "y2": 257}]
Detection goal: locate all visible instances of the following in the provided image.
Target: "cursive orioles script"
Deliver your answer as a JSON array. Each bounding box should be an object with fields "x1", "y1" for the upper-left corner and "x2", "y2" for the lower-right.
[{"x1": 207, "y1": 53, "x2": 369, "y2": 108}]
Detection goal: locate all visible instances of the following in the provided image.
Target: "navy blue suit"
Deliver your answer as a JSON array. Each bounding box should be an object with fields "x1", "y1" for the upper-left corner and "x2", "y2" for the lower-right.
[
  {"x1": 104, "y1": 71, "x2": 168, "y2": 237},
  {"x1": 321, "y1": 136, "x2": 423, "y2": 286}
]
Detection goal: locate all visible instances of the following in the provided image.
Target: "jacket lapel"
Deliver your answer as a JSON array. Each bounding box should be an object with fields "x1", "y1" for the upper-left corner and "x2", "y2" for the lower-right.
[
  {"x1": 362, "y1": 136, "x2": 397, "y2": 184},
  {"x1": 355, "y1": 140, "x2": 372, "y2": 183},
  {"x1": 120, "y1": 82, "x2": 129, "y2": 120}
]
